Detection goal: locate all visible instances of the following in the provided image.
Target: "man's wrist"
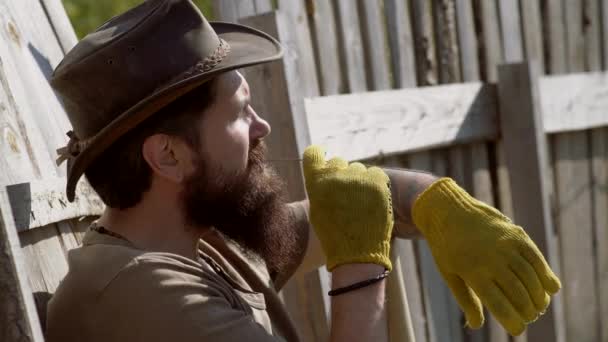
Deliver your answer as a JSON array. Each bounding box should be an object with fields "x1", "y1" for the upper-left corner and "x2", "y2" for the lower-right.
[{"x1": 331, "y1": 263, "x2": 386, "y2": 288}]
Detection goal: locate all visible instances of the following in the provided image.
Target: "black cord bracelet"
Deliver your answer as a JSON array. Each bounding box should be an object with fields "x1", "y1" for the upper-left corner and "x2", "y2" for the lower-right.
[{"x1": 328, "y1": 269, "x2": 390, "y2": 296}]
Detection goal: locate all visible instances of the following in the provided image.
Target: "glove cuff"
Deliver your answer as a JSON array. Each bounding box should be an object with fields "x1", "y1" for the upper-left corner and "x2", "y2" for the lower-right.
[
  {"x1": 326, "y1": 240, "x2": 393, "y2": 272},
  {"x1": 412, "y1": 178, "x2": 508, "y2": 243}
]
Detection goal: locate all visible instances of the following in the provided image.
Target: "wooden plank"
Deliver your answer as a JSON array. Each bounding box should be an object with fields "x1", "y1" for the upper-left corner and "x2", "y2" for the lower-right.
[
  {"x1": 253, "y1": 0, "x2": 273, "y2": 13},
  {"x1": 497, "y1": 61, "x2": 564, "y2": 342},
  {"x1": 0, "y1": 187, "x2": 45, "y2": 342},
  {"x1": 307, "y1": 0, "x2": 342, "y2": 95},
  {"x1": 240, "y1": 12, "x2": 327, "y2": 342},
  {"x1": 386, "y1": 240, "x2": 416, "y2": 342},
  {"x1": 552, "y1": 131, "x2": 600, "y2": 342},
  {"x1": 520, "y1": 0, "x2": 545, "y2": 73},
  {"x1": 603, "y1": 0, "x2": 608, "y2": 69},
  {"x1": 454, "y1": 0, "x2": 479, "y2": 82},
  {"x1": 276, "y1": 0, "x2": 320, "y2": 97},
  {"x1": 497, "y1": 0, "x2": 524, "y2": 62},
  {"x1": 476, "y1": 0, "x2": 503, "y2": 81},
  {"x1": 334, "y1": 0, "x2": 367, "y2": 92},
  {"x1": 590, "y1": 127, "x2": 608, "y2": 342},
  {"x1": 584, "y1": 0, "x2": 603, "y2": 71},
  {"x1": 211, "y1": 0, "x2": 255, "y2": 22},
  {"x1": 38, "y1": 0, "x2": 78, "y2": 52},
  {"x1": 358, "y1": 0, "x2": 391, "y2": 90},
  {"x1": 434, "y1": 0, "x2": 461, "y2": 83},
  {"x1": 7, "y1": 177, "x2": 104, "y2": 232},
  {"x1": 409, "y1": 152, "x2": 437, "y2": 342},
  {"x1": 544, "y1": 0, "x2": 568, "y2": 74},
  {"x1": 565, "y1": 1, "x2": 586, "y2": 72},
  {"x1": 384, "y1": 0, "x2": 417, "y2": 88},
  {"x1": 540, "y1": 71, "x2": 608, "y2": 134},
  {"x1": 305, "y1": 82, "x2": 499, "y2": 161},
  {"x1": 411, "y1": 0, "x2": 438, "y2": 85}
]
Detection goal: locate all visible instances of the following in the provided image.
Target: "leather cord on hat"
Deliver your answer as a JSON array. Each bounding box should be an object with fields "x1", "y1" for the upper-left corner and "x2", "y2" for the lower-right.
[{"x1": 56, "y1": 130, "x2": 91, "y2": 166}]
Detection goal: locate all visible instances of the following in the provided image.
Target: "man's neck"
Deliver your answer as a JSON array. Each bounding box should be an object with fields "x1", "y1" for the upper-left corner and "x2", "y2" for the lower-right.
[{"x1": 96, "y1": 198, "x2": 205, "y2": 261}]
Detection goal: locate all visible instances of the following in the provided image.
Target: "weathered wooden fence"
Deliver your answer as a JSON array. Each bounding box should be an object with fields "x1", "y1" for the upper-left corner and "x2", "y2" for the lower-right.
[
  {"x1": 212, "y1": 1, "x2": 608, "y2": 342},
  {"x1": 0, "y1": 1, "x2": 607, "y2": 342}
]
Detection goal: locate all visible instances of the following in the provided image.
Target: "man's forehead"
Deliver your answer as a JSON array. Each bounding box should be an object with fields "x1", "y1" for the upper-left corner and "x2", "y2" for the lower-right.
[{"x1": 217, "y1": 70, "x2": 250, "y2": 100}]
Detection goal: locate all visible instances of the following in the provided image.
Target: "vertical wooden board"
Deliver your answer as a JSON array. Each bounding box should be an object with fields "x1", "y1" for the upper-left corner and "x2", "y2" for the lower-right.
[
  {"x1": 240, "y1": 12, "x2": 328, "y2": 342},
  {"x1": 308, "y1": 0, "x2": 343, "y2": 95},
  {"x1": 411, "y1": 0, "x2": 438, "y2": 85},
  {"x1": 334, "y1": 0, "x2": 368, "y2": 92},
  {"x1": 211, "y1": 0, "x2": 255, "y2": 22},
  {"x1": 276, "y1": 0, "x2": 320, "y2": 97},
  {"x1": 553, "y1": 131, "x2": 599, "y2": 342},
  {"x1": 387, "y1": 239, "x2": 416, "y2": 342},
  {"x1": 384, "y1": 0, "x2": 417, "y2": 88},
  {"x1": 39, "y1": 0, "x2": 78, "y2": 52},
  {"x1": 0, "y1": 188, "x2": 44, "y2": 342},
  {"x1": 497, "y1": 62, "x2": 563, "y2": 342},
  {"x1": 564, "y1": 1, "x2": 586, "y2": 72},
  {"x1": 497, "y1": 0, "x2": 524, "y2": 62},
  {"x1": 0, "y1": 1, "x2": 72, "y2": 180},
  {"x1": 253, "y1": 0, "x2": 273, "y2": 13},
  {"x1": 455, "y1": 0, "x2": 480, "y2": 82},
  {"x1": 520, "y1": 0, "x2": 545, "y2": 73},
  {"x1": 358, "y1": 0, "x2": 391, "y2": 90},
  {"x1": 434, "y1": 0, "x2": 462, "y2": 83},
  {"x1": 584, "y1": 0, "x2": 603, "y2": 71},
  {"x1": 603, "y1": 0, "x2": 608, "y2": 69},
  {"x1": 543, "y1": 0, "x2": 568, "y2": 74},
  {"x1": 590, "y1": 127, "x2": 608, "y2": 342},
  {"x1": 476, "y1": 0, "x2": 503, "y2": 82}
]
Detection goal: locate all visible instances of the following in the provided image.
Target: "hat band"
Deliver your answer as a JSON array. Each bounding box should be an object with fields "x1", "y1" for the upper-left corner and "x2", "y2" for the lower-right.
[{"x1": 55, "y1": 39, "x2": 231, "y2": 166}]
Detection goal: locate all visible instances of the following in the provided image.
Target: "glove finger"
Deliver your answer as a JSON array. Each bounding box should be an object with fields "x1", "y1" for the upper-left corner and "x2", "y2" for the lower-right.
[
  {"x1": 494, "y1": 269, "x2": 538, "y2": 323},
  {"x1": 510, "y1": 254, "x2": 550, "y2": 312},
  {"x1": 518, "y1": 242, "x2": 561, "y2": 294},
  {"x1": 325, "y1": 157, "x2": 349, "y2": 171},
  {"x1": 348, "y1": 162, "x2": 367, "y2": 173},
  {"x1": 440, "y1": 270, "x2": 484, "y2": 328},
  {"x1": 470, "y1": 279, "x2": 526, "y2": 336},
  {"x1": 367, "y1": 166, "x2": 390, "y2": 184},
  {"x1": 303, "y1": 145, "x2": 327, "y2": 175}
]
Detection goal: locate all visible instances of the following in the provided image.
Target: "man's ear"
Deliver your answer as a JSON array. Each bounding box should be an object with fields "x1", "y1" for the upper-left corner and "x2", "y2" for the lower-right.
[{"x1": 142, "y1": 134, "x2": 192, "y2": 183}]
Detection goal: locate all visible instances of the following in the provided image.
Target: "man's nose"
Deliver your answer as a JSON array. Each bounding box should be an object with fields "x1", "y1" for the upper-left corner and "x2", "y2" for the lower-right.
[{"x1": 250, "y1": 107, "x2": 271, "y2": 140}]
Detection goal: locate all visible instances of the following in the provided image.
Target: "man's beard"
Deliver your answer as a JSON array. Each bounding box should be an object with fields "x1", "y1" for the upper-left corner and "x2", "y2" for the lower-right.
[{"x1": 180, "y1": 142, "x2": 297, "y2": 275}]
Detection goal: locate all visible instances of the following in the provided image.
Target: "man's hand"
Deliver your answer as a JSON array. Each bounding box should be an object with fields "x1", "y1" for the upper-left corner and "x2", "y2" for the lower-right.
[
  {"x1": 412, "y1": 178, "x2": 562, "y2": 336},
  {"x1": 303, "y1": 145, "x2": 394, "y2": 271}
]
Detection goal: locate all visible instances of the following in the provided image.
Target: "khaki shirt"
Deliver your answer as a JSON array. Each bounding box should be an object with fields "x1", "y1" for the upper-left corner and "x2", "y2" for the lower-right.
[{"x1": 46, "y1": 214, "x2": 308, "y2": 342}]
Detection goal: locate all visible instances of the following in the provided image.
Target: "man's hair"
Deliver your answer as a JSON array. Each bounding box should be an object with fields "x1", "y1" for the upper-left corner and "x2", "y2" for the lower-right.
[{"x1": 85, "y1": 79, "x2": 217, "y2": 209}]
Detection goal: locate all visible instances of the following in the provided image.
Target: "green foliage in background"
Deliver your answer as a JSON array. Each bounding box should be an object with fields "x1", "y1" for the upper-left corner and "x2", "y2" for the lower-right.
[{"x1": 63, "y1": 0, "x2": 214, "y2": 38}]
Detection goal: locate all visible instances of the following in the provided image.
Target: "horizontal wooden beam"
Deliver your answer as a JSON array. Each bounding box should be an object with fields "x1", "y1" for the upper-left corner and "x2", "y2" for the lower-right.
[
  {"x1": 305, "y1": 71, "x2": 608, "y2": 160},
  {"x1": 305, "y1": 82, "x2": 499, "y2": 161},
  {"x1": 6, "y1": 178, "x2": 104, "y2": 232}
]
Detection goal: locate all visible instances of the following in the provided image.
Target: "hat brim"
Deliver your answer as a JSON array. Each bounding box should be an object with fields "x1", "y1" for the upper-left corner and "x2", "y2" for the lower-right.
[{"x1": 64, "y1": 21, "x2": 284, "y2": 202}]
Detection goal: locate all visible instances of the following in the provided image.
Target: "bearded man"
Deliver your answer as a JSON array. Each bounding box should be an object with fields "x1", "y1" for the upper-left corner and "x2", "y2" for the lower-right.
[{"x1": 46, "y1": 1, "x2": 561, "y2": 341}]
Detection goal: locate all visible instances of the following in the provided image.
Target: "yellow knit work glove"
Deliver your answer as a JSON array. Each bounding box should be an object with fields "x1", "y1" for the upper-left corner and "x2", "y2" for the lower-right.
[
  {"x1": 413, "y1": 178, "x2": 561, "y2": 336},
  {"x1": 303, "y1": 145, "x2": 394, "y2": 271}
]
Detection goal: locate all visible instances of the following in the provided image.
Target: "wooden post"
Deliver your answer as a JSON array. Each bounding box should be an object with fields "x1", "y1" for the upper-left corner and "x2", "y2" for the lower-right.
[
  {"x1": 239, "y1": 11, "x2": 328, "y2": 342},
  {"x1": 497, "y1": 61, "x2": 564, "y2": 342},
  {"x1": 384, "y1": 0, "x2": 417, "y2": 88},
  {"x1": 0, "y1": 187, "x2": 45, "y2": 342}
]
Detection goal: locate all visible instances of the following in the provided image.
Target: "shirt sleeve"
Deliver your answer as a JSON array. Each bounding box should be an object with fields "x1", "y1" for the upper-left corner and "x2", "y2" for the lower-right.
[{"x1": 94, "y1": 254, "x2": 287, "y2": 342}]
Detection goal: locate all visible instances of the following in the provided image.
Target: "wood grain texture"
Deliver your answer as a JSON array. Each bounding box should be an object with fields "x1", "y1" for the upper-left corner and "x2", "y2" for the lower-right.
[
  {"x1": 334, "y1": 0, "x2": 367, "y2": 93},
  {"x1": 384, "y1": 0, "x2": 417, "y2": 88},
  {"x1": 477, "y1": 0, "x2": 503, "y2": 82},
  {"x1": 497, "y1": 0, "x2": 524, "y2": 62},
  {"x1": 38, "y1": 0, "x2": 78, "y2": 52},
  {"x1": 544, "y1": 0, "x2": 568, "y2": 74},
  {"x1": 497, "y1": 62, "x2": 564, "y2": 342},
  {"x1": 307, "y1": 0, "x2": 342, "y2": 95},
  {"x1": 603, "y1": 0, "x2": 608, "y2": 69},
  {"x1": 565, "y1": 1, "x2": 586, "y2": 72},
  {"x1": 7, "y1": 177, "x2": 103, "y2": 232},
  {"x1": 411, "y1": 0, "x2": 438, "y2": 85},
  {"x1": 386, "y1": 240, "x2": 416, "y2": 342},
  {"x1": 552, "y1": 131, "x2": 600, "y2": 342},
  {"x1": 434, "y1": 0, "x2": 461, "y2": 83},
  {"x1": 590, "y1": 127, "x2": 608, "y2": 342},
  {"x1": 583, "y1": 0, "x2": 602, "y2": 71},
  {"x1": 358, "y1": 0, "x2": 391, "y2": 90},
  {"x1": 454, "y1": 0, "x2": 479, "y2": 82},
  {"x1": 305, "y1": 82, "x2": 499, "y2": 161},
  {"x1": 539, "y1": 71, "x2": 608, "y2": 133},
  {"x1": 0, "y1": 186, "x2": 45, "y2": 342},
  {"x1": 520, "y1": 0, "x2": 545, "y2": 73}
]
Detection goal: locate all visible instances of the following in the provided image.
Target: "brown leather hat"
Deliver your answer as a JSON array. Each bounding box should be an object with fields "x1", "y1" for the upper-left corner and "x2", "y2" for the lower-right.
[{"x1": 51, "y1": 0, "x2": 283, "y2": 202}]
